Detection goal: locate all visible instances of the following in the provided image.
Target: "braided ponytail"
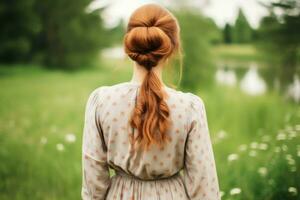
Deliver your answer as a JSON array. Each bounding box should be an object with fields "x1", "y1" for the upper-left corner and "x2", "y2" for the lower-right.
[{"x1": 124, "y1": 3, "x2": 181, "y2": 151}]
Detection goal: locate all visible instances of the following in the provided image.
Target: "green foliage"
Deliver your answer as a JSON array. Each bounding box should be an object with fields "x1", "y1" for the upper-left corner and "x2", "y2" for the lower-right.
[
  {"x1": 0, "y1": 0, "x2": 40, "y2": 63},
  {"x1": 174, "y1": 9, "x2": 221, "y2": 91},
  {"x1": 255, "y1": 0, "x2": 300, "y2": 89},
  {"x1": 202, "y1": 84, "x2": 300, "y2": 200},
  {"x1": 223, "y1": 23, "x2": 233, "y2": 44},
  {"x1": 33, "y1": 1, "x2": 108, "y2": 69},
  {"x1": 206, "y1": 18, "x2": 223, "y2": 45},
  {"x1": 231, "y1": 8, "x2": 253, "y2": 43},
  {"x1": 221, "y1": 8, "x2": 255, "y2": 45},
  {"x1": 0, "y1": 1, "x2": 118, "y2": 69}
]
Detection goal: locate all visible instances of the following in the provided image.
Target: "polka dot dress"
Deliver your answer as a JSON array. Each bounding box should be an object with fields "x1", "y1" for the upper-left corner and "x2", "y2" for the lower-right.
[{"x1": 81, "y1": 82, "x2": 221, "y2": 200}]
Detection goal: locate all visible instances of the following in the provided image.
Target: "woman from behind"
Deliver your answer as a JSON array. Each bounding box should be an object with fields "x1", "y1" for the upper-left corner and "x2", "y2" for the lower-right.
[{"x1": 81, "y1": 3, "x2": 221, "y2": 200}]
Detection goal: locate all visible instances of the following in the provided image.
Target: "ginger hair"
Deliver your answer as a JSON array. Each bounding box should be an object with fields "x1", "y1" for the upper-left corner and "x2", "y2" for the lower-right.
[{"x1": 124, "y1": 3, "x2": 182, "y2": 151}]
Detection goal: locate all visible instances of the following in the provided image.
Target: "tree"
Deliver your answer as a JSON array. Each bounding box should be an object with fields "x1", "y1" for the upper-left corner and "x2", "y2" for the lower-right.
[
  {"x1": 0, "y1": 0, "x2": 114, "y2": 69},
  {"x1": 174, "y1": 9, "x2": 220, "y2": 91},
  {"x1": 223, "y1": 23, "x2": 233, "y2": 44},
  {"x1": 232, "y1": 8, "x2": 253, "y2": 43},
  {"x1": 255, "y1": 0, "x2": 300, "y2": 90},
  {"x1": 0, "y1": 0, "x2": 40, "y2": 63},
  {"x1": 33, "y1": 1, "x2": 108, "y2": 69},
  {"x1": 206, "y1": 18, "x2": 223, "y2": 45}
]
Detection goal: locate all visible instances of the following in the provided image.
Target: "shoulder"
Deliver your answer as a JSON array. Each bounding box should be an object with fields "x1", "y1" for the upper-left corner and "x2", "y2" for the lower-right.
[
  {"x1": 86, "y1": 82, "x2": 129, "y2": 102},
  {"x1": 168, "y1": 88, "x2": 205, "y2": 111},
  {"x1": 87, "y1": 87, "x2": 102, "y2": 101},
  {"x1": 185, "y1": 92, "x2": 209, "y2": 128},
  {"x1": 185, "y1": 92, "x2": 205, "y2": 112}
]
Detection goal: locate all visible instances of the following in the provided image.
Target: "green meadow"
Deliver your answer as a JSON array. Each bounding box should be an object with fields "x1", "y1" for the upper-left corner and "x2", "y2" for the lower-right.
[
  {"x1": 1, "y1": 0, "x2": 300, "y2": 198},
  {"x1": 0, "y1": 53, "x2": 299, "y2": 199}
]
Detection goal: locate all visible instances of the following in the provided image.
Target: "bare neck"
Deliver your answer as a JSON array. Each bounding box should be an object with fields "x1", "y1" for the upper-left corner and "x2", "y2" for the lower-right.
[{"x1": 129, "y1": 62, "x2": 166, "y2": 87}]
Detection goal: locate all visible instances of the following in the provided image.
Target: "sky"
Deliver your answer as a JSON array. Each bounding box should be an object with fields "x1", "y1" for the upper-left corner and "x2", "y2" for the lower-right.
[{"x1": 88, "y1": 0, "x2": 271, "y2": 29}]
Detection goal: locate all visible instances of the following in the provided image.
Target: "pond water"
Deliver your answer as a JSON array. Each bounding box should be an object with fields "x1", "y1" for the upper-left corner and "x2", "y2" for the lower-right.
[
  {"x1": 216, "y1": 63, "x2": 267, "y2": 95},
  {"x1": 287, "y1": 75, "x2": 300, "y2": 103},
  {"x1": 215, "y1": 61, "x2": 299, "y2": 102}
]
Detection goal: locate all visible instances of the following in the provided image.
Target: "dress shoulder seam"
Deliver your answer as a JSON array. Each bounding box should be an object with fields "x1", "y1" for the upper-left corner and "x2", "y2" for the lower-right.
[{"x1": 186, "y1": 92, "x2": 204, "y2": 110}]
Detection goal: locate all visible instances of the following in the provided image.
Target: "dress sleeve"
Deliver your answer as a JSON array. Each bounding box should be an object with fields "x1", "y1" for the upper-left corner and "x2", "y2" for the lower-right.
[
  {"x1": 81, "y1": 88, "x2": 111, "y2": 200},
  {"x1": 181, "y1": 94, "x2": 221, "y2": 200}
]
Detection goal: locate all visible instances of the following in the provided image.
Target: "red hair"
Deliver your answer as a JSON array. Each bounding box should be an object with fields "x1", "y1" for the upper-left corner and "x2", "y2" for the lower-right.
[{"x1": 124, "y1": 3, "x2": 182, "y2": 151}]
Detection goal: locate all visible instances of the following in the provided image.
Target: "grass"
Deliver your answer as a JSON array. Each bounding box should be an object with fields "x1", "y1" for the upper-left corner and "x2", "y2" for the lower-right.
[
  {"x1": 212, "y1": 44, "x2": 265, "y2": 64},
  {"x1": 0, "y1": 63, "x2": 129, "y2": 199},
  {"x1": 201, "y1": 85, "x2": 300, "y2": 200},
  {"x1": 0, "y1": 59, "x2": 299, "y2": 199}
]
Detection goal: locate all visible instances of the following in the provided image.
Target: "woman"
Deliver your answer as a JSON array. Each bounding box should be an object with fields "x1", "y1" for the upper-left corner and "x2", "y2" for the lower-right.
[{"x1": 81, "y1": 3, "x2": 221, "y2": 200}]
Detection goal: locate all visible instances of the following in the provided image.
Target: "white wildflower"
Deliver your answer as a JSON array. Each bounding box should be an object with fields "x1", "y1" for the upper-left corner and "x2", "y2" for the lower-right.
[
  {"x1": 249, "y1": 150, "x2": 257, "y2": 157},
  {"x1": 56, "y1": 143, "x2": 64, "y2": 151},
  {"x1": 259, "y1": 143, "x2": 268, "y2": 150},
  {"x1": 288, "y1": 131, "x2": 297, "y2": 139},
  {"x1": 65, "y1": 133, "x2": 76, "y2": 143},
  {"x1": 285, "y1": 125, "x2": 293, "y2": 132},
  {"x1": 250, "y1": 142, "x2": 258, "y2": 149},
  {"x1": 262, "y1": 135, "x2": 271, "y2": 142},
  {"x1": 288, "y1": 187, "x2": 297, "y2": 195},
  {"x1": 40, "y1": 136, "x2": 48, "y2": 145},
  {"x1": 281, "y1": 144, "x2": 288, "y2": 151},
  {"x1": 286, "y1": 154, "x2": 293, "y2": 160},
  {"x1": 258, "y1": 167, "x2": 268, "y2": 177},
  {"x1": 230, "y1": 188, "x2": 241, "y2": 195},
  {"x1": 217, "y1": 130, "x2": 227, "y2": 139},
  {"x1": 276, "y1": 132, "x2": 286, "y2": 140},
  {"x1": 227, "y1": 154, "x2": 239, "y2": 162},
  {"x1": 238, "y1": 144, "x2": 247, "y2": 151},
  {"x1": 220, "y1": 191, "x2": 225, "y2": 197},
  {"x1": 286, "y1": 154, "x2": 295, "y2": 165}
]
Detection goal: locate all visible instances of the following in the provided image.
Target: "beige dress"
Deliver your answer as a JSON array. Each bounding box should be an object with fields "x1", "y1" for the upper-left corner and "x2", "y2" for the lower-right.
[{"x1": 81, "y1": 81, "x2": 221, "y2": 200}]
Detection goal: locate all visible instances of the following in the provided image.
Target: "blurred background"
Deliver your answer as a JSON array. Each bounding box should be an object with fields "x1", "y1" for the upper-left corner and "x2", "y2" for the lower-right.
[{"x1": 0, "y1": 0, "x2": 299, "y2": 199}]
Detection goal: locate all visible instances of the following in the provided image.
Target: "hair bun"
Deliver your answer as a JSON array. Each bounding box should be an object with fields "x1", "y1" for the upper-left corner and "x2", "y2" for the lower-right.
[{"x1": 124, "y1": 25, "x2": 172, "y2": 69}]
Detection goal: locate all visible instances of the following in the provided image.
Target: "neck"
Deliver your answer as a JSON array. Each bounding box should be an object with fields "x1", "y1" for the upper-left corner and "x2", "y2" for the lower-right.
[{"x1": 130, "y1": 62, "x2": 166, "y2": 86}]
